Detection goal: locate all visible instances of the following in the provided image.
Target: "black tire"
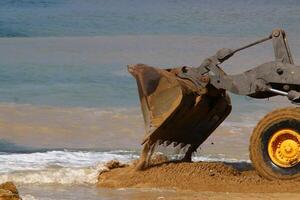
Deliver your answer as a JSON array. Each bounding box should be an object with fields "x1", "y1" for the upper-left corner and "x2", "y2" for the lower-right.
[{"x1": 250, "y1": 107, "x2": 300, "y2": 180}]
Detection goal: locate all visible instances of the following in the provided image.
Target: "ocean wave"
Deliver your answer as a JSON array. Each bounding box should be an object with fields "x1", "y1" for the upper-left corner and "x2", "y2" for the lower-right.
[
  {"x1": 22, "y1": 194, "x2": 38, "y2": 200},
  {"x1": 0, "y1": 150, "x2": 138, "y2": 173},
  {"x1": 0, "y1": 150, "x2": 138, "y2": 185},
  {"x1": 0, "y1": 149, "x2": 250, "y2": 185},
  {"x1": 0, "y1": 151, "x2": 250, "y2": 185},
  {"x1": 0, "y1": 165, "x2": 105, "y2": 185},
  {"x1": 192, "y1": 155, "x2": 250, "y2": 163}
]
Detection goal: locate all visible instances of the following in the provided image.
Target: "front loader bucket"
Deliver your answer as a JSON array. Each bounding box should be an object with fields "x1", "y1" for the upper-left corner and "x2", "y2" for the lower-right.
[{"x1": 128, "y1": 64, "x2": 232, "y2": 148}]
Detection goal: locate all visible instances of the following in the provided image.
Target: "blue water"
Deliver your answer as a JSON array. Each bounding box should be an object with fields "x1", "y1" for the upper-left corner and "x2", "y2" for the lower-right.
[
  {"x1": 0, "y1": 62, "x2": 138, "y2": 107},
  {"x1": 0, "y1": 0, "x2": 300, "y2": 107},
  {"x1": 1, "y1": 0, "x2": 300, "y2": 37}
]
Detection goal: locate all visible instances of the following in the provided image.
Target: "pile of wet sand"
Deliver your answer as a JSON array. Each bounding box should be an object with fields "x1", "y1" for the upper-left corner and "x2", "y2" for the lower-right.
[
  {"x1": 98, "y1": 155, "x2": 300, "y2": 193},
  {"x1": 0, "y1": 182, "x2": 21, "y2": 200}
]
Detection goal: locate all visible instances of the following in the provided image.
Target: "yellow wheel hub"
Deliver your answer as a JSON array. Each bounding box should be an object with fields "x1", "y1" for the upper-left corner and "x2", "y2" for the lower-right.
[{"x1": 268, "y1": 129, "x2": 300, "y2": 168}]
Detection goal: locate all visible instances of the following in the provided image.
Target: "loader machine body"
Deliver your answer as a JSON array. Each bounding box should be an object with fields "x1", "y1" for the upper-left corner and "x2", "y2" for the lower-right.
[{"x1": 129, "y1": 29, "x2": 300, "y2": 180}]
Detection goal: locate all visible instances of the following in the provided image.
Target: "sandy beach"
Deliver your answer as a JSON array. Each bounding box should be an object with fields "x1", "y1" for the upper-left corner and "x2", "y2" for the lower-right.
[{"x1": 98, "y1": 157, "x2": 300, "y2": 200}]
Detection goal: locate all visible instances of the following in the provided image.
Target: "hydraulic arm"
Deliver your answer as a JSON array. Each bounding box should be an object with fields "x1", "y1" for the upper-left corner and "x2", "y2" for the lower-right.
[{"x1": 178, "y1": 29, "x2": 300, "y2": 103}]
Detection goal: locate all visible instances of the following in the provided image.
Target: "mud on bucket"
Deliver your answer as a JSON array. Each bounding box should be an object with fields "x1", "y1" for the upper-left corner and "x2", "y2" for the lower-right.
[{"x1": 128, "y1": 64, "x2": 232, "y2": 169}]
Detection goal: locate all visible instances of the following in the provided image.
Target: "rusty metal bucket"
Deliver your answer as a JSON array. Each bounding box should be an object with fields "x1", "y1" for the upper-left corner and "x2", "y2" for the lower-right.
[{"x1": 128, "y1": 64, "x2": 232, "y2": 148}]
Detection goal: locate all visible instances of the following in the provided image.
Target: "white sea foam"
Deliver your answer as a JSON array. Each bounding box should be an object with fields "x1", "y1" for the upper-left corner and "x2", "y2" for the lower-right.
[
  {"x1": 192, "y1": 155, "x2": 250, "y2": 163},
  {"x1": 21, "y1": 194, "x2": 38, "y2": 200},
  {"x1": 0, "y1": 150, "x2": 249, "y2": 185},
  {"x1": 0, "y1": 150, "x2": 138, "y2": 185},
  {"x1": 0, "y1": 164, "x2": 105, "y2": 185},
  {"x1": 0, "y1": 150, "x2": 138, "y2": 173}
]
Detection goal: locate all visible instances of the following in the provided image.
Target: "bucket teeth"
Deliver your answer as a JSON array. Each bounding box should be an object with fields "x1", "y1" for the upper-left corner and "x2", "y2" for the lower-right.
[
  {"x1": 180, "y1": 143, "x2": 186, "y2": 149},
  {"x1": 158, "y1": 140, "x2": 164, "y2": 145},
  {"x1": 173, "y1": 142, "x2": 179, "y2": 147},
  {"x1": 165, "y1": 141, "x2": 172, "y2": 146}
]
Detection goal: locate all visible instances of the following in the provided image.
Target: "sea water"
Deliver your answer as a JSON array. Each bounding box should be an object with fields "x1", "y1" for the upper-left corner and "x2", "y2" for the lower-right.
[{"x1": 1, "y1": 0, "x2": 300, "y2": 199}]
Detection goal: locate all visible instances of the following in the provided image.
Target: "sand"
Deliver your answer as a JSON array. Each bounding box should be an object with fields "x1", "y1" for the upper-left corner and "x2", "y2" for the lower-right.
[
  {"x1": 98, "y1": 156, "x2": 300, "y2": 199},
  {"x1": 0, "y1": 182, "x2": 21, "y2": 200}
]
